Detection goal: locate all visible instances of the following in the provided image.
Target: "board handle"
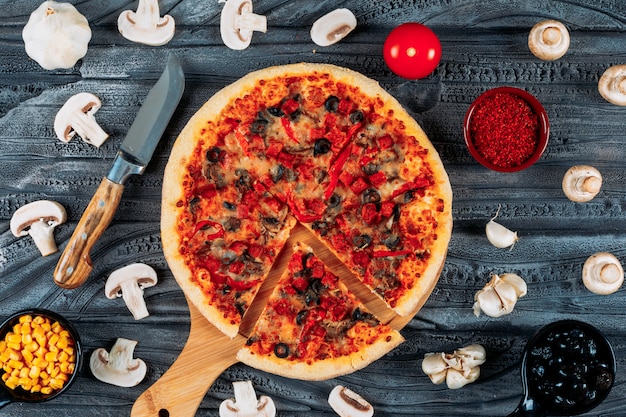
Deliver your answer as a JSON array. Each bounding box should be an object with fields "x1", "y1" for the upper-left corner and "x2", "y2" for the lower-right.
[
  {"x1": 131, "y1": 302, "x2": 243, "y2": 417},
  {"x1": 53, "y1": 177, "x2": 124, "y2": 289}
]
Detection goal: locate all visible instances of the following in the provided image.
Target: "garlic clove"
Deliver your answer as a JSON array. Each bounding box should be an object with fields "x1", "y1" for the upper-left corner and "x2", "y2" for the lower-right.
[
  {"x1": 499, "y1": 273, "x2": 528, "y2": 297},
  {"x1": 474, "y1": 286, "x2": 507, "y2": 317},
  {"x1": 485, "y1": 207, "x2": 519, "y2": 249},
  {"x1": 446, "y1": 367, "x2": 480, "y2": 389},
  {"x1": 455, "y1": 344, "x2": 487, "y2": 370},
  {"x1": 422, "y1": 353, "x2": 448, "y2": 376}
]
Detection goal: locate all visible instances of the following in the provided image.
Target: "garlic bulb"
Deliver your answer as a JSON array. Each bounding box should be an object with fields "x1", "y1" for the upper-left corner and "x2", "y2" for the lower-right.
[
  {"x1": 22, "y1": 1, "x2": 92, "y2": 70},
  {"x1": 422, "y1": 344, "x2": 486, "y2": 389},
  {"x1": 473, "y1": 273, "x2": 527, "y2": 317},
  {"x1": 485, "y1": 206, "x2": 519, "y2": 249}
]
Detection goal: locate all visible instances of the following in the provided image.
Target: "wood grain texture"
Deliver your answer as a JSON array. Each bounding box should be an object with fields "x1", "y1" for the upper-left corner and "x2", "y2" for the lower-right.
[{"x1": 2, "y1": 0, "x2": 626, "y2": 416}]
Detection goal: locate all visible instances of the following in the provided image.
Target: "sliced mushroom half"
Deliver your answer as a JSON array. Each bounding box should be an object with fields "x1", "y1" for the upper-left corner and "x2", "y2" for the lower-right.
[
  {"x1": 310, "y1": 9, "x2": 357, "y2": 47},
  {"x1": 528, "y1": 20, "x2": 570, "y2": 60},
  {"x1": 117, "y1": 0, "x2": 175, "y2": 46},
  {"x1": 10, "y1": 200, "x2": 67, "y2": 256},
  {"x1": 54, "y1": 92, "x2": 109, "y2": 147},
  {"x1": 328, "y1": 385, "x2": 373, "y2": 417},
  {"x1": 220, "y1": 0, "x2": 267, "y2": 50},
  {"x1": 90, "y1": 338, "x2": 147, "y2": 387},
  {"x1": 105, "y1": 263, "x2": 158, "y2": 320},
  {"x1": 598, "y1": 64, "x2": 626, "y2": 106}
]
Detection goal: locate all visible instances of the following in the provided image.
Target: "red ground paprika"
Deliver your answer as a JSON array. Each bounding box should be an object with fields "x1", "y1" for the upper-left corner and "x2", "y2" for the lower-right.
[{"x1": 469, "y1": 92, "x2": 540, "y2": 168}]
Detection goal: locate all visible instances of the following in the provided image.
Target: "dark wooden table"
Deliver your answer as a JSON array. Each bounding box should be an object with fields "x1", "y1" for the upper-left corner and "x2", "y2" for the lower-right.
[{"x1": 2, "y1": 1, "x2": 626, "y2": 416}]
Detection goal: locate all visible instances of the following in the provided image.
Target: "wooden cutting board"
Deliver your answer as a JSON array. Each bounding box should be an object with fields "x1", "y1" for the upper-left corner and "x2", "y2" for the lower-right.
[{"x1": 131, "y1": 224, "x2": 433, "y2": 417}]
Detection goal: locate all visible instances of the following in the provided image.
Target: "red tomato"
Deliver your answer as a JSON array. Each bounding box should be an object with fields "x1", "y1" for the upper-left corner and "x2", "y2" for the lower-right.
[{"x1": 383, "y1": 23, "x2": 442, "y2": 80}]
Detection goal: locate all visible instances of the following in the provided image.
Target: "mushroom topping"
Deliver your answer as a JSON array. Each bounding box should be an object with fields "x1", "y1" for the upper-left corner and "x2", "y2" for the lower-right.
[
  {"x1": 22, "y1": 1, "x2": 92, "y2": 70},
  {"x1": 328, "y1": 385, "x2": 373, "y2": 417},
  {"x1": 562, "y1": 165, "x2": 602, "y2": 202},
  {"x1": 598, "y1": 64, "x2": 626, "y2": 106},
  {"x1": 220, "y1": 0, "x2": 267, "y2": 50},
  {"x1": 54, "y1": 92, "x2": 109, "y2": 147},
  {"x1": 90, "y1": 338, "x2": 147, "y2": 387},
  {"x1": 310, "y1": 9, "x2": 357, "y2": 47},
  {"x1": 528, "y1": 20, "x2": 570, "y2": 60},
  {"x1": 105, "y1": 263, "x2": 158, "y2": 320},
  {"x1": 473, "y1": 273, "x2": 527, "y2": 318},
  {"x1": 422, "y1": 344, "x2": 486, "y2": 389},
  {"x1": 117, "y1": 0, "x2": 175, "y2": 46},
  {"x1": 10, "y1": 200, "x2": 67, "y2": 256},
  {"x1": 582, "y1": 252, "x2": 624, "y2": 295},
  {"x1": 219, "y1": 380, "x2": 276, "y2": 417}
]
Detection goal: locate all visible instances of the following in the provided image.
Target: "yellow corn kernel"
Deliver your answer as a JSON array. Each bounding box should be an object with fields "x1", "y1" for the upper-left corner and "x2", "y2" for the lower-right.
[
  {"x1": 20, "y1": 322, "x2": 31, "y2": 335},
  {"x1": 19, "y1": 315, "x2": 33, "y2": 324},
  {"x1": 57, "y1": 335, "x2": 69, "y2": 350},
  {"x1": 32, "y1": 315, "x2": 44, "y2": 325},
  {"x1": 32, "y1": 357, "x2": 48, "y2": 369},
  {"x1": 67, "y1": 363, "x2": 75, "y2": 374},
  {"x1": 39, "y1": 371, "x2": 49, "y2": 380},
  {"x1": 0, "y1": 340, "x2": 6, "y2": 351},
  {"x1": 50, "y1": 366, "x2": 60, "y2": 378},
  {"x1": 18, "y1": 367, "x2": 29, "y2": 378},
  {"x1": 44, "y1": 351, "x2": 57, "y2": 362},
  {"x1": 8, "y1": 359, "x2": 24, "y2": 370},
  {"x1": 49, "y1": 378, "x2": 64, "y2": 390},
  {"x1": 6, "y1": 342, "x2": 21, "y2": 351},
  {"x1": 24, "y1": 341, "x2": 39, "y2": 353},
  {"x1": 12, "y1": 323, "x2": 21, "y2": 335},
  {"x1": 21, "y1": 349, "x2": 34, "y2": 365},
  {"x1": 58, "y1": 351, "x2": 69, "y2": 363},
  {"x1": 6, "y1": 333, "x2": 21, "y2": 344},
  {"x1": 30, "y1": 384, "x2": 42, "y2": 393},
  {"x1": 46, "y1": 362, "x2": 54, "y2": 375},
  {"x1": 51, "y1": 322, "x2": 62, "y2": 334},
  {"x1": 40, "y1": 386, "x2": 53, "y2": 395},
  {"x1": 63, "y1": 346, "x2": 74, "y2": 356},
  {"x1": 35, "y1": 346, "x2": 47, "y2": 358},
  {"x1": 18, "y1": 377, "x2": 32, "y2": 390},
  {"x1": 47, "y1": 334, "x2": 59, "y2": 348},
  {"x1": 5, "y1": 376, "x2": 19, "y2": 389},
  {"x1": 29, "y1": 365, "x2": 40, "y2": 379},
  {"x1": 21, "y1": 333, "x2": 32, "y2": 345},
  {"x1": 1, "y1": 372, "x2": 8, "y2": 382}
]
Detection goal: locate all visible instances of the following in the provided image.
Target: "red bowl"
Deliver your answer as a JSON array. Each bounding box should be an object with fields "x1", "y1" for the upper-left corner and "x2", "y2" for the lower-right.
[{"x1": 463, "y1": 86, "x2": 550, "y2": 172}]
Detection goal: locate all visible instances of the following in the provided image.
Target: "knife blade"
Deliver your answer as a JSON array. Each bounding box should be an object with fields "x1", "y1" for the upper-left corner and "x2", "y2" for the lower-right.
[{"x1": 53, "y1": 55, "x2": 185, "y2": 289}]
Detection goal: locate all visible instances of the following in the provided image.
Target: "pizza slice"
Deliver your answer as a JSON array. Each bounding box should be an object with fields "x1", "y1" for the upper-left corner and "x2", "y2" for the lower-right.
[{"x1": 236, "y1": 242, "x2": 404, "y2": 380}]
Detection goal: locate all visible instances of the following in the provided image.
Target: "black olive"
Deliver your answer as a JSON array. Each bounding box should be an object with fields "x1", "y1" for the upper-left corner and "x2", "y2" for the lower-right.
[
  {"x1": 295, "y1": 310, "x2": 308, "y2": 326},
  {"x1": 190, "y1": 197, "x2": 201, "y2": 206},
  {"x1": 270, "y1": 164, "x2": 285, "y2": 183},
  {"x1": 267, "y1": 106, "x2": 284, "y2": 117},
  {"x1": 274, "y1": 343, "x2": 290, "y2": 358},
  {"x1": 326, "y1": 193, "x2": 341, "y2": 208},
  {"x1": 404, "y1": 190, "x2": 415, "y2": 203},
  {"x1": 262, "y1": 217, "x2": 281, "y2": 233},
  {"x1": 305, "y1": 293, "x2": 320, "y2": 306},
  {"x1": 309, "y1": 278, "x2": 323, "y2": 294},
  {"x1": 324, "y1": 95, "x2": 340, "y2": 112},
  {"x1": 224, "y1": 217, "x2": 241, "y2": 232},
  {"x1": 382, "y1": 234, "x2": 401, "y2": 249},
  {"x1": 350, "y1": 110, "x2": 364, "y2": 124},
  {"x1": 353, "y1": 234, "x2": 372, "y2": 249},
  {"x1": 235, "y1": 303, "x2": 245, "y2": 317},
  {"x1": 313, "y1": 138, "x2": 332, "y2": 156},
  {"x1": 302, "y1": 252, "x2": 314, "y2": 270},
  {"x1": 289, "y1": 109, "x2": 302, "y2": 120},
  {"x1": 312, "y1": 221, "x2": 329, "y2": 236},
  {"x1": 206, "y1": 146, "x2": 222, "y2": 163},
  {"x1": 352, "y1": 308, "x2": 374, "y2": 322},
  {"x1": 362, "y1": 188, "x2": 381, "y2": 204},
  {"x1": 223, "y1": 201, "x2": 236, "y2": 211},
  {"x1": 362, "y1": 163, "x2": 379, "y2": 175},
  {"x1": 250, "y1": 118, "x2": 268, "y2": 134}
]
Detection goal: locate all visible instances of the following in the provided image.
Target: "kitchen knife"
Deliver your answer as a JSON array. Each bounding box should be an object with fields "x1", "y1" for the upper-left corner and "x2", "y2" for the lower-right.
[{"x1": 53, "y1": 55, "x2": 185, "y2": 289}]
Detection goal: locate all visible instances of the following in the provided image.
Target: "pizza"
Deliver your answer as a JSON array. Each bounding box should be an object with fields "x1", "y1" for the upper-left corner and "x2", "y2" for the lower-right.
[
  {"x1": 236, "y1": 241, "x2": 404, "y2": 380},
  {"x1": 161, "y1": 62, "x2": 452, "y2": 375}
]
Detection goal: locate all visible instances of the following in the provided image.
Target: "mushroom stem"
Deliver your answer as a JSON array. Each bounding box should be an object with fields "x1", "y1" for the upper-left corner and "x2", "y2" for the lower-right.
[
  {"x1": 237, "y1": 9, "x2": 267, "y2": 35},
  {"x1": 119, "y1": 279, "x2": 150, "y2": 320},
  {"x1": 600, "y1": 263, "x2": 622, "y2": 284},
  {"x1": 28, "y1": 220, "x2": 59, "y2": 256},
  {"x1": 576, "y1": 175, "x2": 602, "y2": 194},
  {"x1": 117, "y1": 0, "x2": 175, "y2": 46}
]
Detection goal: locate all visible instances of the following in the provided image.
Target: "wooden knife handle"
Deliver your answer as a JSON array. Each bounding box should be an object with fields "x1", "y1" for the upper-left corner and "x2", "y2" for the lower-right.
[{"x1": 53, "y1": 177, "x2": 124, "y2": 289}]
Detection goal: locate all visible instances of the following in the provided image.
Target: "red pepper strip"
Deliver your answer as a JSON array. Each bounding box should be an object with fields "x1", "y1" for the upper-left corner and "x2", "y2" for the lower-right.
[
  {"x1": 286, "y1": 192, "x2": 323, "y2": 223},
  {"x1": 323, "y1": 144, "x2": 353, "y2": 200},
  {"x1": 280, "y1": 118, "x2": 299, "y2": 144},
  {"x1": 346, "y1": 122, "x2": 363, "y2": 140},
  {"x1": 389, "y1": 178, "x2": 432, "y2": 200},
  {"x1": 193, "y1": 220, "x2": 225, "y2": 239},
  {"x1": 372, "y1": 250, "x2": 413, "y2": 258}
]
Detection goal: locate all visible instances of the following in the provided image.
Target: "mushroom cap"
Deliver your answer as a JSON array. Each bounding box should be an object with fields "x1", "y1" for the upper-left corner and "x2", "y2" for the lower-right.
[
  {"x1": 220, "y1": 0, "x2": 267, "y2": 50},
  {"x1": 10, "y1": 200, "x2": 67, "y2": 237},
  {"x1": 310, "y1": 8, "x2": 357, "y2": 47},
  {"x1": 598, "y1": 64, "x2": 626, "y2": 106},
  {"x1": 104, "y1": 263, "x2": 158, "y2": 298},
  {"x1": 583, "y1": 252, "x2": 624, "y2": 295},
  {"x1": 22, "y1": 0, "x2": 92, "y2": 70},
  {"x1": 528, "y1": 20, "x2": 570, "y2": 61},
  {"x1": 562, "y1": 165, "x2": 602, "y2": 202}
]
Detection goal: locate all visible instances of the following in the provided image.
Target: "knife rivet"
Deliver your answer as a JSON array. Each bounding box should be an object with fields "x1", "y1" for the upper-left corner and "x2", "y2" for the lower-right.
[
  {"x1": 67, "y1": 267, "x2": 74, "y2": 274},
  {"x1": 99, "y1": 200, "x2": 105, "y2": 208},
  {"x1": 81, "y1": 233, "x2": 88, "y2": 240}
]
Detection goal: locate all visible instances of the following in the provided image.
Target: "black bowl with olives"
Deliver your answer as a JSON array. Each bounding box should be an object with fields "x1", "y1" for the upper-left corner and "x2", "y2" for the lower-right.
[{"x1": 509, "y1": 320, "x2": 615, "y2": 416}]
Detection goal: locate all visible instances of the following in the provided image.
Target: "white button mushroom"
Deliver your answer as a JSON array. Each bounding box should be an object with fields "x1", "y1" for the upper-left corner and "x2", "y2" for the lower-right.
[
  {"x1": 598, "y1": 64, "x2": 626, "y2": 106},
  {"x1": 117, "y1": 0, "x2": 175, "y2": 46},
  {"x1": 562, "y1": 165, "x2": 602, "y2": 202},
  {"x1": 105, "y1": 263, "x2": 158, "y2": 320},
  {"x1": 328, "y1": 385, "x2": 373, "y2": 417},
  {"x1": 220, "y1": 0, "x2": 267, "y2": 50},
  {"x1": 473, "y1": 273, "x2": 527, "y2": 318},
  {"x1": 528, "y1": 20, "x2": 570, "y2": 61},
  {"x1": 90, "y1": 338, "x2": 147, "y2": 387},
  {"x1": 22, "y1": 1, "x2": 92, "y2": 70},
  {"x1": 10, "y1": 200, "x2": 67, "y2": 256},
  {"x1": 310, "y1": 9, "x2": 357, "y2": 47},
  {"x1": 219, "y1": 380, "x2": 276, "y2": 417},
  {"x1": 422, "y1": 344, "x2": 486, "y2": 389},
  {"x1": 582, "y1": 252, "x2": 624, "y2": 295},
  {"x1": 54, "y1": 92, "x2": 109, "y2": 147}
]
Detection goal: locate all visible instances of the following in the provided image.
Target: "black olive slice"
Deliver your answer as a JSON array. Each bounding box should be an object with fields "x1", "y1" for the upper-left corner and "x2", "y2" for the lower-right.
[
  {"x1": 324, "y1": 95, "x2": 340, "y2": 112},
  {"x1": 350, "y1": 110, "x2": 364, "y2": 124},
  {"x1": 206, "y1": 146, "x2": 222, "y2": 163},
  {"x1": 313, "y1": 138, "x2": 332, "y2": 156},
  {"x1": 274, "y1": 343, "x2": 290, "y2": 358}
]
